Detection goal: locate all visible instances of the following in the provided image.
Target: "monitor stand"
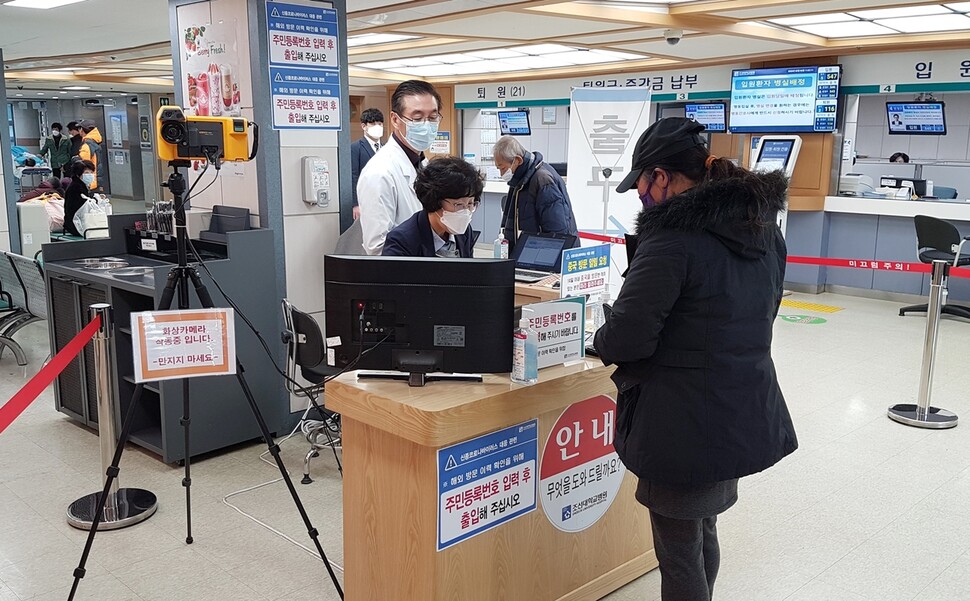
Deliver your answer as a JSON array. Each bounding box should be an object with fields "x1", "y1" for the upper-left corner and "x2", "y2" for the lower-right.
[{"x1": 356, "y1": 370, "x2": 484, "y2": 387}]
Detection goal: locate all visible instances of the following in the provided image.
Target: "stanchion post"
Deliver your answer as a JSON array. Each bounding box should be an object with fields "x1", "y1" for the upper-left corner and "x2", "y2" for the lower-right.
[
  {"x1": 888, "y1": 260, "x2": 959, "y2": 429},
  {"x1": 67, "y1": 304, "x2": 159, "y2": 530}
]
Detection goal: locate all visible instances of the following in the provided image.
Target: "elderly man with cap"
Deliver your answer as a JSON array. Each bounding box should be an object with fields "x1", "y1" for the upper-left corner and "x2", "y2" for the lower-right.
[
  {"x1": 76, "y1": 118, "x2": 105, "y2": 190},
  {"x1": 593, "y1": 117, "x2": 797, "y2": 601}
]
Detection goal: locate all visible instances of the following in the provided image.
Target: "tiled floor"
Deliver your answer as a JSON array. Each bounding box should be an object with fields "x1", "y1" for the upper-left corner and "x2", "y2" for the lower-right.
[{"x1": 3, "y1": 292, "x2": 970, "y2": 600}]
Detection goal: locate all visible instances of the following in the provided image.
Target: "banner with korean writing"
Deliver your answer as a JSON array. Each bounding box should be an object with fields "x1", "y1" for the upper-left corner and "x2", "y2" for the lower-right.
[
  {"x1": 540, "y1": 395, "x2": 624, "y2": 532},
  {"x1": 131, "y1": 309, "x2": 236, "y2": 382},
  {"x1": 522, "y1": 296, "x2": 585, "y2": 369},
  {"x1": 566, "y1": 88, "x2": 650, "y2": 291},
  {"x1": 437, "y1": 420, "x2": 538, "y2": 551},
  {"x1": 561, "y1": 244, "x2": 609, "y2": 299},
  {"x1": 266, "y1": 1, "x2": 341, "y2": 130}
]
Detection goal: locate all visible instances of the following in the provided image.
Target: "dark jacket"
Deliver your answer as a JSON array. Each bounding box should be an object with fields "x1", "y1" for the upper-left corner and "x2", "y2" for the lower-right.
[
  {"x1": 70, "y1": 134, "x2": 84, "y2": 158},
  {"x1": 593, "y1": 171, "x2": 796, "y2": 485},
  {"x1": 350, "y1": 137, "x2": 378, "y2": 207},
  {"x1": 18, "y1": 179, "x2": 62, "y2": 202},
  {"x1": 501, "y1": 151, "x2": 578, "y2": 247},
  {"x1": 63, "y1": 177, "x2": 87, "y2": 237},
  {"x1": 382, "y1": 210, "x2": 474, "y2": 258},
  {"x1": 39, "y1": 135, "x2": 72, "y2": 169}
]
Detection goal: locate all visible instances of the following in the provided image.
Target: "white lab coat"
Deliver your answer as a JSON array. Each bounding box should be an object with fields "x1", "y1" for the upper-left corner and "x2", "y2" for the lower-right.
[{"x1": 356, "y1": 135, "x2": 424, "y2": 255}]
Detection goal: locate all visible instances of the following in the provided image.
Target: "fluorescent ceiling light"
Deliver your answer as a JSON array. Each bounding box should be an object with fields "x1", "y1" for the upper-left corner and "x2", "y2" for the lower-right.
[
  {"x1": 515, "y1": 44, "x2": 574, "y2": 55},
  {"x1": 492, "y1": 55, "x2": 578, "y2": 70},
  {"x1": 346, "y1": 33, "x2": 418, "y2": 47},
  {"x1": 396, "y1": 65, "x2": 468, "y2": 77},
  {"x1": 850, "y1": 5, "x2": 950, "y2": 19},
  {"x1": 398, "y1": 57, "x2": 442, "y2": 66},
  {"x1": 770, "y1": 13, "x2": 856, "y2": 26},
  {"x1": 876, "y1": 13, "x2": 970, "y2": 32},
  {"x1": 794, "y1": 21, "x2": 899, "y2": 37},
  {"x1": 432, "y1": 53, "x2": 479, "y2": 64},
  {"x1": 3, "y1": 0, "x2": 87, "y2": 8},
  {"x1": 468, "y1": 49, "x2": 523, "y2": 59},
  {"x1": 944, "y1": 2, "x2": 970, "y2": 10},
  {"x1": 358, "y1": 60, "x2": 409, "y2": 69},
  {"x1": 61, "y1": 85, "x2": 91, "y2": 90}
]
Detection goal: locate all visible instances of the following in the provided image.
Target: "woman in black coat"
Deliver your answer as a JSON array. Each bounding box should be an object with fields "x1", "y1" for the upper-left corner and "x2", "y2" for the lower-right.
[
  {"x1": 64, "y1": 159, "x2": 96, "y2": 237},
  {"x1": 594, "y1": 118, "x2": 797, "y2": 601}
]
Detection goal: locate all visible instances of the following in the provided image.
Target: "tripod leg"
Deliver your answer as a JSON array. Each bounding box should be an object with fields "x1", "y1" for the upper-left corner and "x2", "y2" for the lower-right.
[
  {"x1": 235, "y1": 364, "x2": 344, "y2": 599},
  {"x1": 181, "y1": 379, "x2": 193, "y2": 544},
  {"x1": 68, "y1": 384, "x2": 144, "y2": 601}
]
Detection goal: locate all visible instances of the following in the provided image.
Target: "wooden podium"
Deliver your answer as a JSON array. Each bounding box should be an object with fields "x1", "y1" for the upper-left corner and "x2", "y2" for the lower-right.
[{"x1": 327, "y1": 360, "x2": 657, "y2": 601}]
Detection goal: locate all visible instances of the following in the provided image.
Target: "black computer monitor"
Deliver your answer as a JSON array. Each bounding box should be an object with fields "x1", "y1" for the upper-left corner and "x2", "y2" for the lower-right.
[
  {"x1": 511, "y1": 232, "x2": 577, "y2": 273},
  {"x1": 324, "y1": 256, "x2": 515, "y2": 385}
]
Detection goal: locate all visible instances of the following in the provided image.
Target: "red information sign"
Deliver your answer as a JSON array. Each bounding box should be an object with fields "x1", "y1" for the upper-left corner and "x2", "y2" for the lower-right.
[{"x1": 539, "y1": 395, "x2": 625, "y2": 532}]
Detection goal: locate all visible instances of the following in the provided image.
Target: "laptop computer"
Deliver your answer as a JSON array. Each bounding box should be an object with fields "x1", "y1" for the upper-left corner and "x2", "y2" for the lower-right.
[{"x1": 511, "y1": 232, "x2": 578, "y2": 283}]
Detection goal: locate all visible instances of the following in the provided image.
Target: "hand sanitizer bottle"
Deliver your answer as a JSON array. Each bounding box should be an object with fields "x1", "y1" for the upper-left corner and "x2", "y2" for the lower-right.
[
  {"x1": 493, "y1": 229, "x2": 509, "y2": 259},
  {"x1": 511, "y1": 309, "x2": 538, "y2": 385}
]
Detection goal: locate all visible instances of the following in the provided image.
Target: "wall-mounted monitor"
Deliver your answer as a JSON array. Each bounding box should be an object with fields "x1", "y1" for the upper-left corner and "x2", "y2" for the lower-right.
[
  {"x1": 498, "y1": 110, "x2": 531, "y2": 136},
  {"x1": 729, "y1": 65, "x2": 841, "y2": 134},
  {"x1": 886, "y1": 102, "x2": 946, "y2": 135},
  {"x1": 685, "y1": 102, "x2": 726, "y2": 132}
]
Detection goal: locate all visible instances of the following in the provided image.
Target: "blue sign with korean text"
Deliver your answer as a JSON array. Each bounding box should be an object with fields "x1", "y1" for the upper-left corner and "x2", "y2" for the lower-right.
[
  {"x1": 560, "y1": 244, "x2": 610, "y2": 299},
  {"x1": 266, "y1": 1, "x2": 341, "y2": 130},
  {"x1": 437, "y1": 420, "x2": 538, "y2": 551}
]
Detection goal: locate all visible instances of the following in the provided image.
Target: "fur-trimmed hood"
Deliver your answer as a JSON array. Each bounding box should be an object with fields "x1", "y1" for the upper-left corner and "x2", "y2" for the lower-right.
[{"x1": 635, "y1": 170, "x2": 788, "y2": 259}]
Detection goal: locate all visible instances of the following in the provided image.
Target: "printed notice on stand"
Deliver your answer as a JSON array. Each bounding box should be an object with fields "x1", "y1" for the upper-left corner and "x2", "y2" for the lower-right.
[
  {"x1": 131, "y1": 309, "x2": 236, "y2": 382},
  {"x1": 437, "y1": 420, "x2": 538, "y2": 551},
  {"x1": 266, "y1": 1, "x2": 341, "y2": 130},
  {"x1": 560, "y1": 244, "x2": 610, "y2": 299}
]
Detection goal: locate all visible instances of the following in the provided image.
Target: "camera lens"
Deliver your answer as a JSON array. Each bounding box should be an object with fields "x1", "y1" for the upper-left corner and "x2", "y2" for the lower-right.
[{"x1": 160, "y1": 121, "x2": 186, "y2": 144}]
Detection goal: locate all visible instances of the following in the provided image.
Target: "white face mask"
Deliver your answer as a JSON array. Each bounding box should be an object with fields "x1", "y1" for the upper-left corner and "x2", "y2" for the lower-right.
[
  {"x1": 439, "y1": 208, "x2": 472, "y2": 235},
  {"x1": 500, "y1": 169, "x2": 514, "y2": 183},
  {"x1": 81, "y1": 173, "x2": 95, "y2": 186},
  {"x1": 365, "y1": 124, "x2": 383, "y2": 140},
  {"x1": 52, "y1": 129, "x2": 61, "y2": 136}
]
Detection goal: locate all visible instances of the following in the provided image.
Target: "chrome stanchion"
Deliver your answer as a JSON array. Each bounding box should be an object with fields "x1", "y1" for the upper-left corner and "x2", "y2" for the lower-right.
[
  {"x1": 67, "y1": 304, "x2": 159, "y2": 530},
  {"x1": 888, "y1": 260, "x2": 959, "y2": 429}
]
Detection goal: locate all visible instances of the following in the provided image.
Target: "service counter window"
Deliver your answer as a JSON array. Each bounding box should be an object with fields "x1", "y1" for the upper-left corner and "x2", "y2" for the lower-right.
[{"x1": 460, "y1": 107, "x2": 569, "y2": 181}]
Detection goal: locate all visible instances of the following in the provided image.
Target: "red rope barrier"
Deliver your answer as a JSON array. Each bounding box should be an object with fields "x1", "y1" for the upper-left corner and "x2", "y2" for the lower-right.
[{"x1": 0, "y1": 315, "x2": 102, "y2": 435}]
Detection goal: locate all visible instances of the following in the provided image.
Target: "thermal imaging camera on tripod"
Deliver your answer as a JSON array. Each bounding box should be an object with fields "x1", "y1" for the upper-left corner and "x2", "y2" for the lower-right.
[{"x1": 156, "y1": 105, "x2": 257, "y2": 164}]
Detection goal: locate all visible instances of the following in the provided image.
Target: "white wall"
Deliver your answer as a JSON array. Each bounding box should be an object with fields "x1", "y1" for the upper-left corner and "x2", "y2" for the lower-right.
[
  {"x1": 855, "y1": 93, "x2": 970, "y2": 162},
  {"x1": 462, "y1": 106, "x2": 569, "y2": 179}
]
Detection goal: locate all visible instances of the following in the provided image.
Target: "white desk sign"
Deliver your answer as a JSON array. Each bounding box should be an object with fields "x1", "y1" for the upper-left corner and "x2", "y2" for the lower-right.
[{"x1": 522, "y1": 297, "x2": 586, "y2": 369}]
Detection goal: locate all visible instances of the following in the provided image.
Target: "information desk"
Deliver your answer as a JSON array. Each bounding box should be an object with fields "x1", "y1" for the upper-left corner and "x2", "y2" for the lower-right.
[
  {"x1": 326, "y1": 361, "x2": 656, "y2": 601},
  {"x1": 514, "y1": 280, "x2": 561, "y2": 306}
]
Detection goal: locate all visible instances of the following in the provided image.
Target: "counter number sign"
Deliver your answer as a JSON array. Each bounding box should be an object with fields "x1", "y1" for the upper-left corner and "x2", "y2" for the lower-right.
[{"x1": 540, "y1": 395, "x2": 625, "y2": 532}]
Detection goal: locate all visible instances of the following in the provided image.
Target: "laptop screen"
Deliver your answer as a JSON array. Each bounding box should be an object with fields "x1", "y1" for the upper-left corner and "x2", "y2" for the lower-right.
[{"x1": 512, "y1": 232, "x2": 576, "y2": 272}]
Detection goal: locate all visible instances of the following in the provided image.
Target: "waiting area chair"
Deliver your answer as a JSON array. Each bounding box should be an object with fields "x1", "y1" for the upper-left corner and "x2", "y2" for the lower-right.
[
  {"x1": 899, "y1": 215, "x2": 970, "y2": 320},
  {"x1": 280, "y1": 298, "x2": 343, "y2": 484},
  {"x1": 0, "y1": 251, "x2": 48, "y2": 366}
]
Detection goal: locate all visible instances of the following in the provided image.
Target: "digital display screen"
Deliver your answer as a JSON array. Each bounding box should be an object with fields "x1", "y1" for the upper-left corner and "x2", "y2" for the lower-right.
[
  {"x1": 754, "y1": 140, "x2": 796, "y2": 173},
  {"x1": 685, "y1": 103, "x2": 726, "y2": 132},
  {"x1": 886, "y1": 102, "x2": 946, "y2": 135},
  {"x1": 498, "y1": 110, "x2": 531, "y2": 135},
  {"x1": 729, "y1": 65, "x2": 841, "y2": 133}
]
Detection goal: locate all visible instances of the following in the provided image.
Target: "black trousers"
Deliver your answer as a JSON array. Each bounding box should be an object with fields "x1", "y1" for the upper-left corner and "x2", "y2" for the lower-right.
[
  {"x1": 649, "y1": 510, "x2": 720, "y2": 601},
  {"x1": 52, "y1": 166, "x2": 62, "y2": 179}
]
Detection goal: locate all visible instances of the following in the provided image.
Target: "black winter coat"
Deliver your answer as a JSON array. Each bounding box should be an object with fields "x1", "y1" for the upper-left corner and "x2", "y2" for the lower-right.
[{"x1": 593, "y1": 171, "x2": 797, "y2": 485}]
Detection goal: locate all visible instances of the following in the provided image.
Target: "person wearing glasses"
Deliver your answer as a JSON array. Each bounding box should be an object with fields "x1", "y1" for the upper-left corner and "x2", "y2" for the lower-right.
[
  {"x1": 358, "y1": 79, "x2": 442, "y2": 255},
  {"x1": 382, "y1": 156, "x2": 481, "y2": 258}
]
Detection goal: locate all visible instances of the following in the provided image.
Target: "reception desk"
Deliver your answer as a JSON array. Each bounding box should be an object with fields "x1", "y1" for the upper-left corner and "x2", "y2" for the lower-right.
[
  {"x1": 785, "y1": 196, "x2": 970, "y2": 301},
  {"x1": 326, "y1": 361, "x2": 656, "y2": 601}
]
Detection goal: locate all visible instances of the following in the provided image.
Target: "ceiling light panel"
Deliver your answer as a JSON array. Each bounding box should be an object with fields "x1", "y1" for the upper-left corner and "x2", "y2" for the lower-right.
[
  {"x1": 769, "y1": 13, "x2": 857, "y2": 26},
  {"x1": 468, "y1": 49, "x2": 524, "y2": 59},
  {"x1": 794, "y1": 21, "x2": 900, "y2": 36},
  {"x1": 492, "y1": 55, "x2": 578, "y2": 70},
  {"x1": 944, "y1": 2, "x2": 970, "y2": 10},
  {"x1": 432, "y1": 54, "x2": 480, "y2": 64},
  {"x1": 876, "y1": 13, "x2": 970, "y2": 31},
  {"x1": 515, "y1": 44, "x2": 575, "y2": 55},
  {"x1": 849, "y1": 5, "x2": 950, "y2": 19},
  {"x1": 3, "y1": 0, "x2": 87, "y2": 8}
]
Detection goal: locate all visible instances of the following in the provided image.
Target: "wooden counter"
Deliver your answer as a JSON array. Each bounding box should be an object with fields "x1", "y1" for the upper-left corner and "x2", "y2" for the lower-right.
[
  {"x1": 327, "y1": 360, "x2": 656, "y2": 601},
  {"x1": 515, "y1": 280, "x2": 561, "y2": 306}
]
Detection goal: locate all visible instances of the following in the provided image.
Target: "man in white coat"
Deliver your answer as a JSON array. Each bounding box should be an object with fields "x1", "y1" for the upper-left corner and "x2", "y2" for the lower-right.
[{"x1": 357, "y1": 80, "x2": 442, "y2": 255}]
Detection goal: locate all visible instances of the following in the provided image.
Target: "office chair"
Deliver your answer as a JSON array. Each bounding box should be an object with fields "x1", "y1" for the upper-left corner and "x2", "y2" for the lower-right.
[
  {"x1": 899, "y1": 215, "x2": 970, "y2": 320},
  {"x1": 281, "y1": 298, "x2": 343, "y2": 484},
  {"x1": 933, "y1": 186, "x2": 958, "y2": 200}
]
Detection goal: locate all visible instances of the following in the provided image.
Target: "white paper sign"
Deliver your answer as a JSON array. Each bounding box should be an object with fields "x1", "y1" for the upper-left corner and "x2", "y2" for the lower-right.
[
  {"x1": 522, "y1": 297, "x2": 585, "y2": 369},
  {"x1": 131, "y1": 308, "x2": 236, "y2": 382}
]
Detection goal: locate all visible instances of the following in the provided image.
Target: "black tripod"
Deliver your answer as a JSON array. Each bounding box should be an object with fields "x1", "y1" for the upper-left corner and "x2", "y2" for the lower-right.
[{"x1": 68, "y1": 161, "x2": 344, "y2": 600}]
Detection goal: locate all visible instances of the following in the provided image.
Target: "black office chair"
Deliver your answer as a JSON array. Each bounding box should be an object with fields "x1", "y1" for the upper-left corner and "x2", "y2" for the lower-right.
[
  {"x1": 899, "y1": 215, "x2": 970, "y2": 320},
  {"x1": 281, "y1": 298, "x2": 343, "y2": 483}
]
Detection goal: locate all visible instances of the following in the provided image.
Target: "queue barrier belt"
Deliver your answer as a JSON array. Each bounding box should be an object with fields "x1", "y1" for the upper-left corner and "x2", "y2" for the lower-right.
[
  {"x1": 0, "y1": 315, "x2": 101, "y2": 435},
  {"x1": 787, "y1": 256, "x2": 970, "y2": 278}
]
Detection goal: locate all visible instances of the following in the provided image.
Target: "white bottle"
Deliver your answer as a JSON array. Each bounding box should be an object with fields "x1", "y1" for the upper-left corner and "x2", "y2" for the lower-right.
[
  {"x1": 925, "y1": 180, "x2": 934, "y2": 197},
  {"x1": 511, "y1": 310, "x2": 538, "y2": 385},
  {"x1": 493, "y1": 229, "x2": 509, "y2": 259}
]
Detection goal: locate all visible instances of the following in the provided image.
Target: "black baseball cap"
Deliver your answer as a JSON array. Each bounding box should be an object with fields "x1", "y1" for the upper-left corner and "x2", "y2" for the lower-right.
[
  {"x1": 78, "y1": 119, "x2": 97, "y2": 130},
  {"x1": 616, "y1": 117, "x2": 708, "y2": 193}
]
